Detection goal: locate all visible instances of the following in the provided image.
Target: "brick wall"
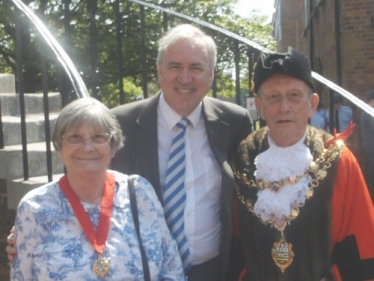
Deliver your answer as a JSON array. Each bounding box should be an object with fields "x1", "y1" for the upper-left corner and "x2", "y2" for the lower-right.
[
  {"x1": 339, "y1": 0, "x2": 374, "y2": 161},
  {"x1": 277, "y1": 0, "x2": 374, "y2": 97},
  {"x1": 277, "y1": 0, "x2": 305, "y2": 52},
  {"x1": 312, "y1": 0, "x2": 337, "y2": 83},
  {"x1": 340, "y1": 0, "x2": 374, "y2": 98}
]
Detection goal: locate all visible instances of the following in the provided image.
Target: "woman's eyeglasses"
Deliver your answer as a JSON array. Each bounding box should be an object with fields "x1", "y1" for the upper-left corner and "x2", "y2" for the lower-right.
[{"x1": 62, "y1": 133, "x2": 112, "y2": 146}]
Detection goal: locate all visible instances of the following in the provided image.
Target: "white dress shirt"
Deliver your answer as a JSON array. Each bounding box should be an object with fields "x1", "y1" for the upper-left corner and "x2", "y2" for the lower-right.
[{"x1": 158, "y1": 93, "x2": 222, "y2": 265}]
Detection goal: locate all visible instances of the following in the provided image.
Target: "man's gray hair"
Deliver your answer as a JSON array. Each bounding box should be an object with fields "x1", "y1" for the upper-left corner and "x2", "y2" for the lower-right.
[{"x1": 156, "y1": 24, "x2": 217, "y2": 70}]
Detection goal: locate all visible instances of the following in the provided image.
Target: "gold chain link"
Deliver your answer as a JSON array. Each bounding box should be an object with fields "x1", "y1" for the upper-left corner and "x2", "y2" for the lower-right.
[{"x1": 234, "y1": 139, "x2": 344, "y2": 228}]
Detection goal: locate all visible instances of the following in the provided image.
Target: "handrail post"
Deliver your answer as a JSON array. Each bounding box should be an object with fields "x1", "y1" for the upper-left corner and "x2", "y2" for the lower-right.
[
  {"x1": 88, "y1": 0, "x2": 99, "y2": 99},
  {"x1": 39, "y1": 0, "x2": 53, "y2": 182},
  {"x1": 139, "y1": 5, "x2": 148, "y2": 99},
  {"x1": 14, "y1": 8, "x2": 29, "y2": 181},
  {"x1": 114, "y1": 0, "x2": 125, "y2": 105}
]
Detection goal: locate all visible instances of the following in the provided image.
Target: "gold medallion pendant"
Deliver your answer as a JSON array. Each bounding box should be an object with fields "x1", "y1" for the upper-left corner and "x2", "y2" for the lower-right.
[
  {"x1": 271, "y1": 233, "x2": 294, "y2": 273},
  {"x1": 93, "y1": 255, "x2": 110, "y2": 278}
]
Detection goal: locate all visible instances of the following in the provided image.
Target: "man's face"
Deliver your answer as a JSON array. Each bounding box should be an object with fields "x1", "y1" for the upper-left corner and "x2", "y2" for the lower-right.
[
  {"x1": 255, "y1": 73, "x2": 319, "y2": 147},
  {"x1": 369, "y1": 99, "x2": 374, "y2": 107},
  {"x1": 157, "y1": 38, "x2": 214, "y2": 117}
]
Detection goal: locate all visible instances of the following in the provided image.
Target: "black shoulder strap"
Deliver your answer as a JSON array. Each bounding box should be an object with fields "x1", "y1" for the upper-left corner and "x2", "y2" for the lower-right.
[{"x1": 128, "y1": 175, "x2": 151, "y2": 281}]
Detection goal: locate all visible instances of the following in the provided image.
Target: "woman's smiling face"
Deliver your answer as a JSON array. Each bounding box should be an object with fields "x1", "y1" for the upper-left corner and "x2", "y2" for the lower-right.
[{"x1": 58, "y1": 123, "x2": 114, "y2": 175}]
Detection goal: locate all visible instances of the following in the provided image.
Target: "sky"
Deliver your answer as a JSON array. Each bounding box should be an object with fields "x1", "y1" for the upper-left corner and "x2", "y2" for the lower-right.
[{"x1": 234, "y1": 0, "x2": 275, "y2": 21}]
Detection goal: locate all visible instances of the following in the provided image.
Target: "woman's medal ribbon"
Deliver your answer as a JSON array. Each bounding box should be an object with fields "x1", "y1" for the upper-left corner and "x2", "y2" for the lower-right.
[{"x1": 59, "y1": 173, "x2": 115, "y2": 278}]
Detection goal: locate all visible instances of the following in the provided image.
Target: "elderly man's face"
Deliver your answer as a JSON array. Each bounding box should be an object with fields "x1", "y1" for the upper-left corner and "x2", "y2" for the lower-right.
[
  {"x1": 157, "y1": 38, "x2": 214, "y2": 117},
  {"x1": 255, "y1": 73, "x2": 319, "y2": 147}
]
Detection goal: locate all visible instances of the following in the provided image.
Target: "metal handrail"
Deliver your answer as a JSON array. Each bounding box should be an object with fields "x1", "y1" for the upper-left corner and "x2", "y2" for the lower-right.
[{"x1": 12, "y1": 0, "x2": 89, "y2": 99}]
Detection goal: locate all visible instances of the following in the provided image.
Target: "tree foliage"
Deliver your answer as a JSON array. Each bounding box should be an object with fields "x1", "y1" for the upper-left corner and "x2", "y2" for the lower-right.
[{"x1": 0, "y1": 0, "x2": 275, "y2": 107}]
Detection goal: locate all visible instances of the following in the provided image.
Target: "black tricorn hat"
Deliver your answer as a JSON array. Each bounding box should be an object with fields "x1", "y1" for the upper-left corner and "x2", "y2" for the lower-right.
[{"x1": 253, "y1": 47, "x2": 314, "y2": 93}]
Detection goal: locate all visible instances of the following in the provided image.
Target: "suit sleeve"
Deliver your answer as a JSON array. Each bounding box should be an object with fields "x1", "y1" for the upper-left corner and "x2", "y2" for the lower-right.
[{"x1": 331, "y1": 146, "x2": 374, "y2": 281}]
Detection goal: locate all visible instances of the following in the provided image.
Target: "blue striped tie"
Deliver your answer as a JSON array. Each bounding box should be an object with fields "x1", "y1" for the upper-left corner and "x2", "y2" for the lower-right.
[{"x1": 163, "y1": 117, "x2": 192, "y2": 273}]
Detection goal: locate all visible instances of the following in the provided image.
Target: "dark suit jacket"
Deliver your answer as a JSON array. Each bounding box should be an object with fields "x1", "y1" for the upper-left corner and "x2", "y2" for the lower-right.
[{"x1": 110, "y1": 93, "x2": 253, "y2": 280}]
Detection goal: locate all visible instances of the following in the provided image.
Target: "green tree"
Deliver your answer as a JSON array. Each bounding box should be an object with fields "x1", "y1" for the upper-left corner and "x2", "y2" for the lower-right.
[
  {"x1": 102, "y1": 77, "x2": 143, "y2": 108},
  {"x1": 0, "y1": 0, "x2": 275, "y2": 107}
]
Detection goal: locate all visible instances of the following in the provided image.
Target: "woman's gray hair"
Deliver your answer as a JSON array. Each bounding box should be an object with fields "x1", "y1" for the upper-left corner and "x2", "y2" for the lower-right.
[
  {"x1": 52, "y1": 97, "x2": 124, "y2": 153},
  {"x1": 156, "y1": 24, "x2": 217, "y2": 70}
]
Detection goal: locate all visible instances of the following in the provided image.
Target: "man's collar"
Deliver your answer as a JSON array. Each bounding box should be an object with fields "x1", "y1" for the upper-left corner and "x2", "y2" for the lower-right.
[
  {"x1": 158, "y1": 92, "x2": 202, "y2": 129},
  {"x1": 268, "y1": 130, "x2": 307, "y2": 148}
]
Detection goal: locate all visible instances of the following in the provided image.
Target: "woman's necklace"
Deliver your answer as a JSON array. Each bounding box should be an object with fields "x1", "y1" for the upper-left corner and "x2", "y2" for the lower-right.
[
  {"x1": 234, "y1": 139, "x2": 343, "y2": 273},
  {"x1": 59, "y1": 173, "x2": 115, "y2": 278}
]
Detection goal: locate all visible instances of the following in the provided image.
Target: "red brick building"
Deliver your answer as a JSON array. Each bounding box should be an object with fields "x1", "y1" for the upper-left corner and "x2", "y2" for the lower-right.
[
  {"x1": 272, "y1": 0, "x2": 374, "y2": 158},
  {"x1": 273, "y1": 0, "x2": 374, "y2": 99}
]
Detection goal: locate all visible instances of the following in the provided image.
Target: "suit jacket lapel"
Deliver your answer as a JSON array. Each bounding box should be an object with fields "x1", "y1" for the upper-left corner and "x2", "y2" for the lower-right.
[
  {"x1": 134, "y1": 94, "x2": 163, "y2": 199},
  {"x1": 202, "y1": 98, "x2": 230, "y2": 166}
]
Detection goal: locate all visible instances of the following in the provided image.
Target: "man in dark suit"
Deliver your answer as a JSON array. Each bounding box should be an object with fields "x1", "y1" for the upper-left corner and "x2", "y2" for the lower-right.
[{"x1": 111, "y1": 24, "x2": 252, "y2": 281}]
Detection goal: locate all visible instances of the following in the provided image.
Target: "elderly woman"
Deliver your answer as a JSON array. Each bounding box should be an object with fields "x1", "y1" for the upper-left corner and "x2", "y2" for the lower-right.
[{"x1": 10, "y1": 97, "x2": 184, "y2": 280}]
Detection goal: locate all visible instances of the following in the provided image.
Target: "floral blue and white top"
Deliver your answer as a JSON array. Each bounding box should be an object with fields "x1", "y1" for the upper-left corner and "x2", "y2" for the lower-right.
[{"x1": 11, "y1": 170, "x2": 185, "y2": 281}]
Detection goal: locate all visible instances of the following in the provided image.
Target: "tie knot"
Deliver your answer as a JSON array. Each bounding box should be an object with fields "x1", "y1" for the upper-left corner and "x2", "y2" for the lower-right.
[{"x1": 176, "y1": 117, "x2": 189, "y2": 130}]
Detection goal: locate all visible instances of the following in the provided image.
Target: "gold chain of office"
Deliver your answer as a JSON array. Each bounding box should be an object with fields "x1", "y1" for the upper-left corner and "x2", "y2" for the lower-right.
[{"x1": 233, "y1": 139, "x2": 344, "y2": 227}]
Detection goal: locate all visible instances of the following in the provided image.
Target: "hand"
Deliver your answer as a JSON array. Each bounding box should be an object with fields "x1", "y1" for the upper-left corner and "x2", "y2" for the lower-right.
[{"x1": 6, "y1": 226, "x2": 16, "y2": 266}]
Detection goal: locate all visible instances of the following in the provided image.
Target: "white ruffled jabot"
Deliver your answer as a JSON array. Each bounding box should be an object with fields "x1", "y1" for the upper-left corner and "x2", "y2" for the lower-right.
[{"x1": 253, "y1": 135, "x2": 313, "y2": 223}]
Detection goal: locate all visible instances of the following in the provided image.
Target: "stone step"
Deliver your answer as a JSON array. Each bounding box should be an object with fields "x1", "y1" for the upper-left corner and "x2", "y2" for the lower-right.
[
  {"x1": 2, "y1": 113, "x2": 59, "y2": 146},
  {"x1": 0, "y1": 74, "x2": 15, "y2": 93},
  {"x1": 7, "y1": 173, "x2": 65, "y2": 210},
  {"x1": 0, "y1": 74, "x2": 65, "y2": 210},
  {"x1": 0, "y1": 142, "x2": 64, "y2": 180},
  {"x1": 0, "y1": 92, "x2": 62, "y2": 116}
]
